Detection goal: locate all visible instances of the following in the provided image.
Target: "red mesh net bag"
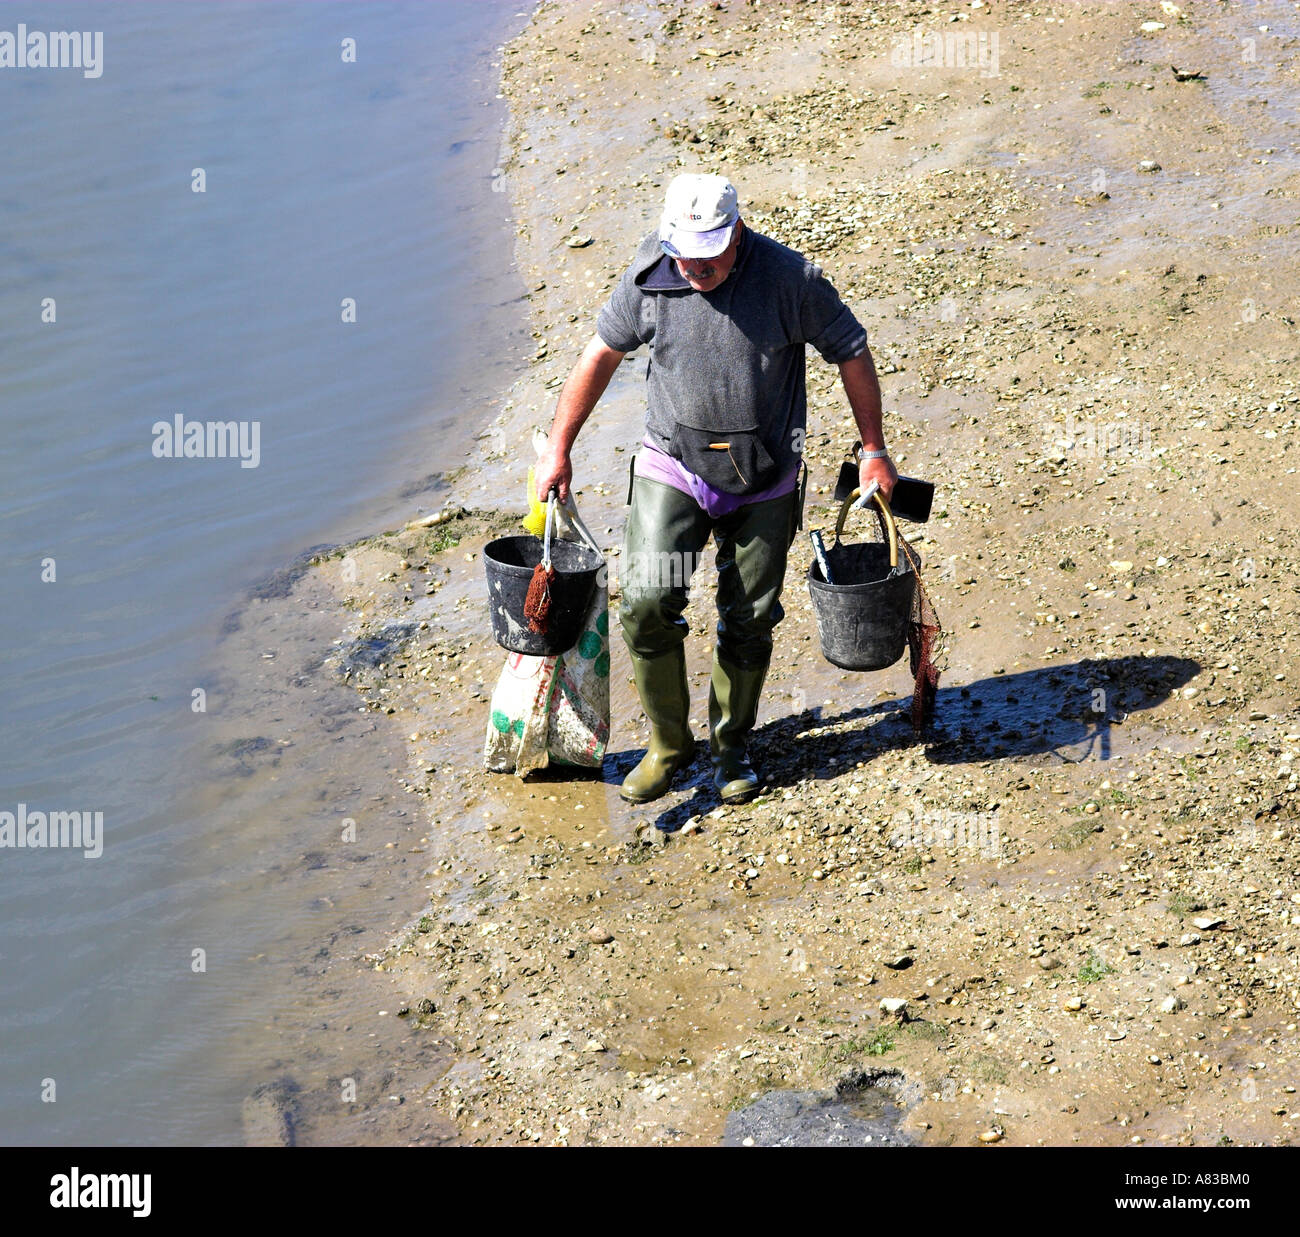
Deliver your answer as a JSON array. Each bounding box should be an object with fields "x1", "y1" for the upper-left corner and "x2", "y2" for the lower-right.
[
  {"x1": 523, "y1": 561, "x2": 555, "y2": 634},
  {"x1": 895, "y1": 538, "x2": 945, "y2": 732}
]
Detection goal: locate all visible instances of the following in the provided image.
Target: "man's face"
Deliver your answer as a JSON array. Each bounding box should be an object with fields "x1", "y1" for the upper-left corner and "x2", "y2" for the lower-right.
[{"x1": 673, "y1": 219, "x2": 743, "y2": 292}]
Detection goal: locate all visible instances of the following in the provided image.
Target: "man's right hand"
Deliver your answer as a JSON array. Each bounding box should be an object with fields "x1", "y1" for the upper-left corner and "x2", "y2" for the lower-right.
[{"x1": 534, "y1": 443, "x2": 573, "y2": 504}]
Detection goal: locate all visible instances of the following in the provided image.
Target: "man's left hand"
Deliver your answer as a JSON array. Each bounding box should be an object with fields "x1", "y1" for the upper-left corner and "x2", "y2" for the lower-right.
[{"x1": 859, "y1": 453, "x2": 898, "y2": 504}]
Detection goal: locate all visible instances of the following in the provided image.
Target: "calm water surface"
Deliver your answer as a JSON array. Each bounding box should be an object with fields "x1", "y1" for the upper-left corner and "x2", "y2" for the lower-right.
[{"x1": 0, "y1": 0, "x2": 529, "y2": 1143}]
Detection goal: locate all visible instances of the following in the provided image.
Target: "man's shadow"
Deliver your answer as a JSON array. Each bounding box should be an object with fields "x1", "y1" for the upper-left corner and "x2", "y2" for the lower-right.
[{"x1": 607, "y1": 654, "x2": 1200, "y2": 833}]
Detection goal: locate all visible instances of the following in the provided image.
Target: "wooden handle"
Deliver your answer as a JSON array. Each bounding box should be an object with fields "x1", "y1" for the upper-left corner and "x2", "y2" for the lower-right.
[{"x1": 833, "y1": 487, "x2": 899, "y2": 569}]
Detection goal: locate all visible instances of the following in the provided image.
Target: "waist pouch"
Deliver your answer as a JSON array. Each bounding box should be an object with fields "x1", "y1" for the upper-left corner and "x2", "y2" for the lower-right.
[{"x1": 668, "y1": 416, "x2": 780, "y2": 496}]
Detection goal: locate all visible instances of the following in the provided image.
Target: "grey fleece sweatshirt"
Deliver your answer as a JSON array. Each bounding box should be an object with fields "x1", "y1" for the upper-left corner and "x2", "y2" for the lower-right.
[{"x1": 595, "y1": 225, "x2": 868, "y2": 484}]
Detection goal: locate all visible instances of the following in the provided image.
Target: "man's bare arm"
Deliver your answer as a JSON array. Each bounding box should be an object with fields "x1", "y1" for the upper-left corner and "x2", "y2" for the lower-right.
[
  {"x1": 535, "y1": 334, "x2": 626, "y2": 502},
  {"x1": 837, "y1": 347, "x2": 898, "y2": 501}
]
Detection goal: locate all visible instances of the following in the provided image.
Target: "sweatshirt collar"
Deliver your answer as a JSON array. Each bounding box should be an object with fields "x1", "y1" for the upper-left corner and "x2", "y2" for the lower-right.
[
  {"x1": 640, "y1": 254, "x2": 690, "y2": 290},
  {"x1": 728, "y1": 222, "x2": 754, "y2": 278}
]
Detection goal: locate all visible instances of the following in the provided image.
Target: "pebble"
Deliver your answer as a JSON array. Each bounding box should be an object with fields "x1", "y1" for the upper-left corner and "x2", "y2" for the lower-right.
[
  {"x1": 978, "y1": 1128, "x2": 1004, "y2": 1143},
  {"x1": 1063, "y1": 996, "x2": 1084, "y2": 1012},
  {"x1": 588, "y1": 928, "x2": 614, "y2": 945},
  {"x1": 1191, "y1": 916, "x2": 1224, "y2": 931},
  {"x1": 1160, "y1": 995, "x2": 1185, "y2": 1013}
]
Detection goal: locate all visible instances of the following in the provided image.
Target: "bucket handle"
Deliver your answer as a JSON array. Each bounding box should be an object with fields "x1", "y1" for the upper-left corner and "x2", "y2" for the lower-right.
[
  {"x1": 834, "y1": 486, "x2": 899, "y2": 570},
  {"x1": 541, "y1": 489, "x2": 557, "y2": 569}
]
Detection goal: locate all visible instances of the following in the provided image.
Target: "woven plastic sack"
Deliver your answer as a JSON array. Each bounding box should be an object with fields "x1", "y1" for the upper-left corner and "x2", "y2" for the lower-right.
[{"x1": 483, "y1": 492, "x2": 609, "y2": 776}]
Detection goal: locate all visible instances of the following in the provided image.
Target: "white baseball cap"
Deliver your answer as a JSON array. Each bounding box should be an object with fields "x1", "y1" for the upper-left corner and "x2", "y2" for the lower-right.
[{"x1": 659, "y1": 173, "x2": 740, "y2": 259}]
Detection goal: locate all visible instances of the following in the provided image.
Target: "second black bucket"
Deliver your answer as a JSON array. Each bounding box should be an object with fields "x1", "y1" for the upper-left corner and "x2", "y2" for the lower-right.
[{"x1": 807, "y1": 489, "x2": 917, "y2": 672}]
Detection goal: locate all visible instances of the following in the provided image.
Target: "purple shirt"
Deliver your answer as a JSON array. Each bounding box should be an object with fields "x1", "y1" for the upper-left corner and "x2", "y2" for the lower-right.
[{"x1": 636, "y1": 436, "x2": 800, "y2": 519}]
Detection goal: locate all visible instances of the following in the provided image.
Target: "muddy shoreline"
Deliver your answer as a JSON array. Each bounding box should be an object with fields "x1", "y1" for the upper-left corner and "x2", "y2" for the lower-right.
[{"x1": 233, "y1": 0, "x2": 1299, "y2": 1145}]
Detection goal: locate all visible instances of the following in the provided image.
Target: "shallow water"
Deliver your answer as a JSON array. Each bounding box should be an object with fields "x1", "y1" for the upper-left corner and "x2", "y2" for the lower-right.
[
  {"x1": 723, "y1": 1072, "x2": 914, "y2": 1147},
  {"x1": 0, "y1": 0, "x2": 530, "y2": 1144}
]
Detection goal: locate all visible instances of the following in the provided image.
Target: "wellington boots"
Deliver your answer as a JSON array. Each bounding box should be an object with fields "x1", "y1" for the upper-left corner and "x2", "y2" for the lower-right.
[
  {"x1": 620, "y1": 646, "x2": 695, "y2": 803},
  {"x1": 708, "y1": 652, "x2": 769, "y2": 804}
]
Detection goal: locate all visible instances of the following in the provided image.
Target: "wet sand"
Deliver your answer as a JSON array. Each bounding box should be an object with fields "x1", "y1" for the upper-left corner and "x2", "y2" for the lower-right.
[{"x1": 230, "y1": 1, "x2": 1299, "y2": 1145}]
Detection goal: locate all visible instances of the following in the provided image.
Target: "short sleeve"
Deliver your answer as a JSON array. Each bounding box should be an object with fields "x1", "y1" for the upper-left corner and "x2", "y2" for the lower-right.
[
  {"x1": 799, "y1": 264, "x2": 868, "y2": 363},
  {"x1": 595, "y1": 261, "x2": 650, "y2": 354}
]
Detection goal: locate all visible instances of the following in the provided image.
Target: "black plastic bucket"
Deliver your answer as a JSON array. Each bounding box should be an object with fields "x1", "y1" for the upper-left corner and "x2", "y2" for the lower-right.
[
  {"x1": 483, "y1": 532, "x2": 603, "y2": 656},
  {"x1": 807, "y1": 490, "x2": 917, "y2": 671}
]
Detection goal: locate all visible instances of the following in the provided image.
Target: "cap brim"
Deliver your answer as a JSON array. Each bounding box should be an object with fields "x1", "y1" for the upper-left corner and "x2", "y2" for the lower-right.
[{"x1": 660, "y1": 220, "x2": 735, "y2": 259}]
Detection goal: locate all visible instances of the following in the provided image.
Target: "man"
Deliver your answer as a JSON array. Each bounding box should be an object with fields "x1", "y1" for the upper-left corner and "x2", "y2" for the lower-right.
[{"x1": 535, "y1": 173, "x2": 895, "y2": 805}]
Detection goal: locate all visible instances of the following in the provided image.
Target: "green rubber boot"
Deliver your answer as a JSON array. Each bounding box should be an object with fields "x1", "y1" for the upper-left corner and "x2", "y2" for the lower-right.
[
  {"x1": 708, "y1": 653, "x2": 768, "y2": 804},
  {"x1": 620, "y1": 646, "x2": 695, "y2": 803}
]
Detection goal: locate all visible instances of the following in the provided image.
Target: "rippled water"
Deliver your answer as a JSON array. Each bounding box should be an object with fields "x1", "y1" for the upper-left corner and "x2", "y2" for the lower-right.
[{"x1": 0, "y1": 0, "x2": 529, "y2": 1144}]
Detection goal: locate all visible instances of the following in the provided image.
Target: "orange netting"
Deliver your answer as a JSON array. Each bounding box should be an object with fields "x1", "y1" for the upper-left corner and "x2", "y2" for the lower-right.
[
  {"x1": 523, "y1": 562, "x2": 556, "y2": 634},
  {"x1": 896, "y1": 537, "x2": 945, "y2": 732}
]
